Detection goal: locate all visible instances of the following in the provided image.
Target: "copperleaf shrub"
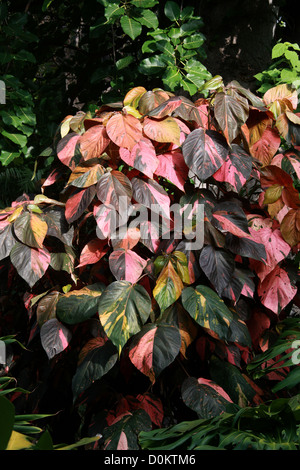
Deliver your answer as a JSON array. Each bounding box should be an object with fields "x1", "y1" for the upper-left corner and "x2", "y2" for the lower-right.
[{"x1": 1, "y1": 78, "x2": 300, "y2": 449}]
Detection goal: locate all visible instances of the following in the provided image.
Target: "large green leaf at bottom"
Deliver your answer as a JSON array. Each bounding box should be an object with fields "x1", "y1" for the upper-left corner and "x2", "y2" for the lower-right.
[
  {"x1": 98, "y1": 281, "x2": 151, "y2": 354},
  {"x1": 181, "y1": 285, "x2": 251, "y2": 346}
]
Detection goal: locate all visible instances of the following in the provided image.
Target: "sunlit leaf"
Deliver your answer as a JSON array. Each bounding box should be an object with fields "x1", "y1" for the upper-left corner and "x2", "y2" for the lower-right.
[{"x1": 98, "y1": 281, "x2": 151, "y2": 354}]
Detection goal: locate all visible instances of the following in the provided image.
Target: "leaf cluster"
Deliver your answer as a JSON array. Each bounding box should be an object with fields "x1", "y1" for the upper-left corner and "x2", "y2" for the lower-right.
[{"x1": 1, "y1": 78, "x2": 300, "y2": 449}]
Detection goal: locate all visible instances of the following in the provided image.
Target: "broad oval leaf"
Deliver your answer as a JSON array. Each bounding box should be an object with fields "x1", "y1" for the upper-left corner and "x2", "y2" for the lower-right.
[
  {"x1": 182, "y1": 128, "x2": 229, "y2": 181},
  {"x1": 0, "y1": 224, "x2": 16, "y2": 261},
  {"x1": 65, "y1": 186, "x2": 96, "y2": 224},
  {"x1": 10, "y1": 242, "x2": 51, "y2": 288},
  {"x1": 72, "y1": 337, "x2": 118, "y2": 402},
  {"x1": 199, "y1": 245, "x2": 235, "y2": 296},
  {"x1": 106, "y1": 113, "x2": 143, "y2": 150},
  {"x1": 181, "y1": 376, "x2": 233, "y2": 419},
  {"x1": 77, "y1": 238, "x2": 109, "y2": 268},
  {"x1": 79, "y1": 124, "x2": 110, "y2": 161},
  {"x1": 109, "y1": 249, "x2": 147, "y2": 284},
  {"x1": 153, "y1": 260, "x2": 184, "y2": 312},
  {"x1": 181, "y1": 285, "x2": 251, "y2": 346},
  {"x1": 36, "y1": 291, "x2": 60, "y2": 326},
  {"x1": 131, "y1": 177, "x2": 170, "y2": 219},
  {"x1": 214, "y1": 92, "x2": 249, "y2": 144},
  {"x1": 43, "y1": 207, "x2": 74, "y2": 246},
  {"x1": 98, "y1": 281, "x2": 151, "y2": 354},
  {"x1": 57, "y1": 133, "x2": 80, "y2": 169},
  {"x1": 143, "y1": 116, "x2": 180, "y2": 146},
  {"x1": 56, "y1": 283, "x2": 105, "y2": 324},
  {"x1": 96, "y1": 170, "x2": 132, "y2": 212},
  {"x1": 212, "y1": 144, "x2": 253, "y2": 192},
  {"x1": 129, "y1": 322, "x2": 181, "y2": 382},
  {"x1": 66, "y1": 162, "x2": 105, "y2": 188},
  {"x1": 14, "y1": 211, "x2": 48, "y2": 249},
  {"x1": 211, "y1": 201, "x2": 250, "y2": 238},
  {"x1": 40, "y1": 318, "x2": 72, "y2": 360},
  {"x1": 257, "y1": 265, "x2": 297, "y2": 315},
  {"x1": 250, "y1": 127, "x2": 281, "y2": 166},
  {"x1": 154, "y1": 151, "x2": 189, "y2": 192},
  {"x1": 119, "y1": 137, "x2": 159, "y2": 179}
]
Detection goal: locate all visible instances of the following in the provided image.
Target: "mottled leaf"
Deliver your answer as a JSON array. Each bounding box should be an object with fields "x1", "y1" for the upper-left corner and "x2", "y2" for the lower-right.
[
  {"x1": 181, "y1": 285, "x2": 251, "y2": 345},
  {"x1": 10, "y1": 242, "x2": 51, "y2": 287},
  {"x1": 109, "y1": 249, "x2": 147, "y2": 283},
  {"x1": 129, "y1": 322, "x2": 181, "y2": 382},
  {"x1": 106, "y1": 113, "x2": 143, "y2": 150},
  {"x1": 56, "y1": 283, "x2": 105, "y2": 324},
  {"x1": 182, "y1": 128, "x2": 229, "y2": 181},
  {"x1": 98, "y1": 281, "x2": 151, "y2": 354},
  {"x1": 181, "y1": 376, "x2": 232, "y2": 419},
  {"x1": 40, "y1": 318, "x2": 72, "y2": 360}
]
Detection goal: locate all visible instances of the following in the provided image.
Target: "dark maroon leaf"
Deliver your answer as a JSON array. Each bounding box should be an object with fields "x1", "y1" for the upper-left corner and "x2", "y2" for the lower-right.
[
  {"x1": 199, "y1": 245, "x2": 235, "y2": 296},
  {"x1": 213, "y1": 144, "x2": 253, "y2": 192},
  {"x1": 211, "y1": 201, "x2": 250, "y2": 238},
  {"x1": 182, "y1": 128, "x2": 228, "y2": 181},
  {"x1": 65, "y1": 186, "x2": 96, "y2": 223},
  {"x1": 225, "y1": 233, "x2": 267, "y2": 261}
]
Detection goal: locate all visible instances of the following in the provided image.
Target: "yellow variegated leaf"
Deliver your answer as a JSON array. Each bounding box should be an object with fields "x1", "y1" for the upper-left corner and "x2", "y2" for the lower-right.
[
  {"x1": 98, "y1": 281, "x2": 151, "y2": 355},
  {"x1": 13, "y1": 211, "x2": 48, "y2": 248},
  {"x1": 153, "y1": 261, "x2": 183, "y2": 312}
]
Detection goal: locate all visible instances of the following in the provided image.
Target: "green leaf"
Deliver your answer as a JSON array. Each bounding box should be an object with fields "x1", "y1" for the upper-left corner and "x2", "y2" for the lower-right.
[
  {"x1": 135, "y1": 9, "x2": 158, "y2": 29},
  {"x1": 98, "y1": 280, "x2": 151, "y2": 354},
  {"x1": 181, "y1": 79, "x2": 198, "y2": 96},
  {"x1": 130, "y1": 0, "x2": 159, "y2": 6},
  {"x1": 183, "y1": 33, "x2": 205, "y2": 50},
  {"x1": 162, "y1": 66, "x2": 182, "y2": 90},
  {"x1": 0, "y1": 151, "x2": 19, "y2": 166},
  {"x1": 56, "y1": 283, "x2": 105, "y2": 324},
  {"x1": 164, "y1": 1, "x2": 180, "y2": 21},
  {"x1": 139, "y1": 55, "x2": 167, "y2": 75},
  {"x1": 116, "y1": 55, "x2": 134, "y2": 70},
  {"x1": 182, "y1": 377, "x2": 232, "y2": 419},
  {"x1": 1, "y1": 130, "x2": 27, "y2": 148},
  {"x1": 181, "y1": 285, "x2": 251, "y2": 346},
  {"x1": 120, "y1": 15, "x2": 142, "y2": 40},
  {"x1": 104, "y1": 3, "x2": 125, "y2": 21},
  {"x1": 156, "y1": 40, "x2": 175, "y2": 59},
  {"x1": 272, "y1": 42, "x2": 286, "y2": 59},
  {"x1": 0, "y1": 396, "x2": 14, "y2": 450},
  {"x1": 153, "y1": 261, "x2": 184, "y2": 312}
]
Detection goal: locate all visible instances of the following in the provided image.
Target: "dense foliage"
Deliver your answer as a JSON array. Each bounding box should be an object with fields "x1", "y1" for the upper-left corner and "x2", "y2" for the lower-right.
[{"x1": 1, "y1": 75, "x2": 300, "y2": 449}]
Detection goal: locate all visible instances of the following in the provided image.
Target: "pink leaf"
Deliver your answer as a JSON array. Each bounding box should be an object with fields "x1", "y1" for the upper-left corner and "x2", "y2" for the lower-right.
[
  {"x1": 257, "y1": 265, "x2": 297, "y2": 314},
  {"x1": 154, "y1": 151, "x2": 189, "y2": 192},
  {"x1": 77, "y1": 238, "x2": 109, "y2": 267},
  {"x1": 119, "y1": 137, "x2": 159, "y2": 179}
]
